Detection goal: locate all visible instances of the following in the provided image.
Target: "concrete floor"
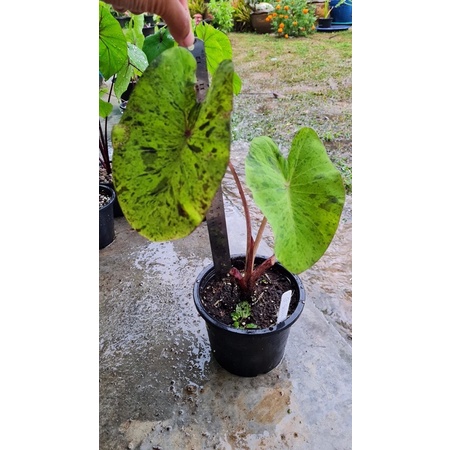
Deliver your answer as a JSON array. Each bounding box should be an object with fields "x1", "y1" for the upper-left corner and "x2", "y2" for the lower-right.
[{"x1": 99, "y1": 193, "x2": 352, "y2": 450}]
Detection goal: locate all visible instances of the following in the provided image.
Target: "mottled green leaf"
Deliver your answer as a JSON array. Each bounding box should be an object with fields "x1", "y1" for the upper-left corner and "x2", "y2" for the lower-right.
[
  {"x1": 195, "y1": 23, "x2": 241, "y2": 95},
  {"x1": 246, "y1": 128, "x2": 345, "y2": 274},
  {"x1": 112, "y1": 46, "x2": 234, "y2": 241},
  {"x1": 99, "y1": 1, "x2": 128, "y2": 80}
]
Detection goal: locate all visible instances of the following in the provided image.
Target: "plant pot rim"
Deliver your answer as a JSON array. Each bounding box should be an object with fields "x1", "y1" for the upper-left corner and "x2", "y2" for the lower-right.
[{"x1": 193, "y1": 254, "x2": 306, "y2": 336}]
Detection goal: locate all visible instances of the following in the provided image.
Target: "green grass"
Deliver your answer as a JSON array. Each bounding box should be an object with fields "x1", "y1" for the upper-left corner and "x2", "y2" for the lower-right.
[{"x1": 228, "y1": 30, "x2": 352, "y2": 193}]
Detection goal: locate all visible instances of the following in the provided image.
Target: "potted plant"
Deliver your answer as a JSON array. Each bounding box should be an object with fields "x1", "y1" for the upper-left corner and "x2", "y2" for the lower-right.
[
  {"x1": 248, "y1": 1, "x2": 275, "y2": 34},
  {"x1": 188, "y1": 0, "x2": 211, "y2": 23},
  {"x1": 207, "y1": 0, "x2": 235, "y2": 32},
  {"x1": 318, "y1": 0, "x2": 346, "y2": 28},
  {"x1": 231, "y1": 0, "x2": 253, "y2": 32},
  {"x1": 99, "y1": 184, "x2": 116, "y2": 249},
  {"x1": 114, "y1": 11, "x2": 149, "y2": 108},
  {"x1": 110, "y1": 33, "x2": 345, "y2": 376},
  {"x1": 99, "y1": 1, "x2": 128, "y2": 216},
  {"x1": 99, "y1": 1, "x2": 149, "y2": 215}
]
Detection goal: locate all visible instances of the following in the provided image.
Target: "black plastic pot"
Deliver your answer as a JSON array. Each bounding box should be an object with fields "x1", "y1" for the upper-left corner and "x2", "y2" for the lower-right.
[
  {"x1": 143, "y1": 14, "x2": 154, "y2": 25},
  {"x1": 142, "y1": 26, "x2": 154, "y2": 37},
  {"x1": 103, "y1": 181, "x2": 123, "y2": 218},
  {"x1": 120, "y1": 80, "x2": 137, "y2": 102},
  {"x1": 318, "y1": 17, "x2": 333, "y2": 28},
  {"x1": 99, "y1": 184, "x2": 116, "y2": 249},
  {"x1": 193, "y1": 255, "x2": 306, "y2": 377},
  {"x1": 116, "y1": 16, "x2": 131, "y2": 28}
]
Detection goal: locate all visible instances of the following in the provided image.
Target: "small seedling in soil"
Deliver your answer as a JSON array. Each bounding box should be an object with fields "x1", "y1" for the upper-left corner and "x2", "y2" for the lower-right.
[{"x1": 231, "y1": 301, "x2": 258, "y2": 329}]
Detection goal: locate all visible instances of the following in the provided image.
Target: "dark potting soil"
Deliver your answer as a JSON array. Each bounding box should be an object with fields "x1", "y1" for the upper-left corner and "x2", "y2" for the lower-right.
[{"x1": 200, "y1": 267, "x2": 298, "y2": 330}]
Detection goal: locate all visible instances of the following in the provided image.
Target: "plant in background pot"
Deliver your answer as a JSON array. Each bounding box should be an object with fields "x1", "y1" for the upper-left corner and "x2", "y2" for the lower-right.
[
  {"x1": 188, "y1": 0, "x2": 211, "y2": 23},
  {"x1": 99, "y1": 0, "x2": 128, "y2": 217},
  {"x1": 110, "y1": 30, "x2": 345, "y2": 376},
  {"x1": 99, "y1": 184, "x2": 116, "y2": 249},
  {"x1": 99, "y1": 1, "x2": 150, "y2": 215},
  {"x1": 207, "y1": 0, "x2": 235, "y2": 32},
  {"x1": 247, "y1": 1, "x2": 275, "y2": 34},
  {"x1": 231, "y1": 0, "x2": 253, "y2": 32},
  {"x1": 268, "y1": 0, "x2": 317, "y2": 38},
  {"x1": 318, "y1": 0, "x2": 346, "y2": 28}
]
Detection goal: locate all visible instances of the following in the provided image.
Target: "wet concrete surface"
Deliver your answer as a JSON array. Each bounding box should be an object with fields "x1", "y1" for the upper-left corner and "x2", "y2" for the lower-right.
[
  {"x1": 100, "y1": 90, "x2": 352, "y2": 449},
  {"x1": 100, "y1": 192, "x2": 352, "y2": 450}
]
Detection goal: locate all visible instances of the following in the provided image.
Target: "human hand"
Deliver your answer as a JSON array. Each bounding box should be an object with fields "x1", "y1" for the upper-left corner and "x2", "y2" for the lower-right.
[{"x1": 106, "y1": 0, "x2": 194, "y2": 48}]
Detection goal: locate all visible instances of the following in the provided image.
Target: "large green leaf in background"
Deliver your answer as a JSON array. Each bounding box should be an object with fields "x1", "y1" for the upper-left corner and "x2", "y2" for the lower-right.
[
  {"x1": 122, "y1": 13, "x2": 145, "y2": 50},
  {"x1": 142, "y1": 29, "x2": 176, "y2": 65},
  {"x1": 112, "y1": 46, "x2": 234, "y2": 241},
  {"x1": 99, "y1": 1, "x2": 128, "y2": 80},
  {"x1": 246, "y1": 128, "x2": 345, "y2": 274},
  {"x1": 114, "y1": 43, "x2": 149, "y2": 100},
  {"x1": 195, "y1": 23, "x2": 242, "y2": 95}
]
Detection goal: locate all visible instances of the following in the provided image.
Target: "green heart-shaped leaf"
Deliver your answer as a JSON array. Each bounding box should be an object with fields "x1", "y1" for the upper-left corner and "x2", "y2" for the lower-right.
[
  {"x1": 99, "y1": 2, "x2": 128, "y2": 80},
  {"x1": 142, "y1": 29, "x2": 176, "y2": 65},
  {"x1": 112, "y1": 46, "x2": 234, "y2": 241},
  {"x1": 99, "y1": 97, "x2": 113, "y2": 118},
  {"x1": 195, "y1": 23, "x2": 242, "y2": 95},
  {"x1": 114, "y1": 43, "x2": 149, "y2": 100},
  {"x1": 246, "y1": 128, "x2": 345, "y2": 273}
]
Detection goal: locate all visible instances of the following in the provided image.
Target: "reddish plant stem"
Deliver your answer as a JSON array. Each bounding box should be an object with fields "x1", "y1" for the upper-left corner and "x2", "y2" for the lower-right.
[
  {"x1": 99, "y1": 122, "x2": 110, "y2": 172},
  {"x1": 251, "y1": 216, "x2": 267, "y2": 269},
  {"x1": 99, "y1": 77, "x2": 116, "y2": 174},
  {"x1": 228, "y1": 161, "x2": 254, "y2": 277},
  {"x1": 227, "y1": 162, "x2": 276, "y2": 294}
]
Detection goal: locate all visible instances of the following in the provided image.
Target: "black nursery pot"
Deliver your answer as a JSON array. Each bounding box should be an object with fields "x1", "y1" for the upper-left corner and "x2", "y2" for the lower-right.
[
  {"x1": 103, "y1": 181, "x2": 123, "y2": 218},
  {"x1": 99, "y1": 184, "x2": 116, "y2": 249},
  {"x1": 193, "y1": 255, "x2": 306, "y2": 377},
  {"x1": 116, "y1": 16, "x2": 131, "y2": 28},
  {"x1": 318, "y1": 17, "x2": 333, "y2": 28},
  {"x1": 142, "y1": 26, "x2": 155, "y2": 37}
]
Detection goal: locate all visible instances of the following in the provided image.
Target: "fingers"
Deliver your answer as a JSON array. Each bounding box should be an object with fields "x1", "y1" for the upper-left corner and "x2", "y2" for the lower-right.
[
  {"x1": 107, "y1": 0, "x2": 195, "y2": 48},
  {"x1": 158, "y1": 1, "x2": 194, "y2": 48}
]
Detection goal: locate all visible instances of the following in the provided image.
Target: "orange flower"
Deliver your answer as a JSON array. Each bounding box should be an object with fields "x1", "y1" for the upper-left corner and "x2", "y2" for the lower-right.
[
  {"x1": 284, "y1": 5, "x2": 289, "y2": 10},
  {"x1": 278, "y1": 28, "x2": 283, "y2": 33},
  {"x1": 311, "y1": 25, "x2": 315, "y2": 29},
  {"x1": 284, "y1": 34, "x2": 289, "y2": 38},
  {"x1": 293, "y1": 21, "x2": 298, "y2": 25},
  {"x1": 272, "y1": 12, "x2": 277, "y2": 16},
  {"x1": 302, "y1": 8, "x2": 309, "y2": 14},
  {"x1": 280, "y1": 22, "x2": 285, "y2": 28},
  {"x1": 265, "y1": 16, "x2": 271, "y2": 21},
  {"x1": 284, "y1": 15, "x2": 289, "y2": 19},
  {"x1": 276, "y1": 4, "x2": 281, "y2": 9}
]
